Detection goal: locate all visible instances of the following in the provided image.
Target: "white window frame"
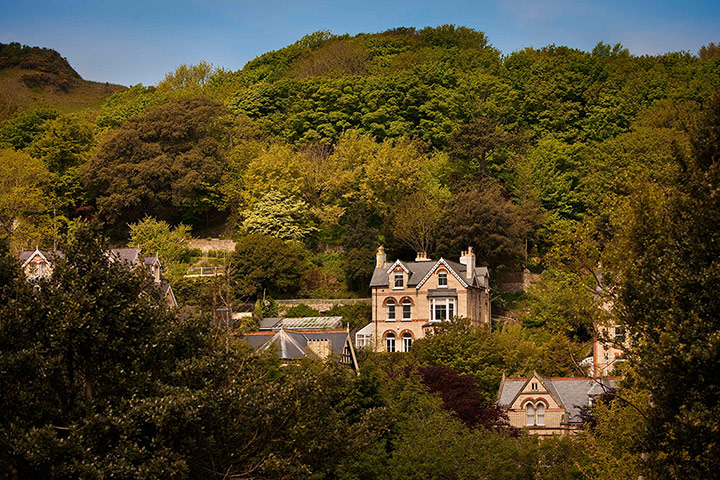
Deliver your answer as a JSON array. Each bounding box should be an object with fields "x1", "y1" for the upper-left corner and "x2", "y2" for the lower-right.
[
  {"x1": 438, "y1": 270, "x2": 448, "y2": 288},
  {"x1": 393, "y1": 272, "x2": 404, "y2": 289},
  {"x1": 385, "y1": 333, "x2": 396, "y2": 352},
  {"x1": 525, "y1": 403, "x2": 535, "y2": 426},
  {"x1": 402, "y1": 299, "x2": 412, "y2": 321},
  {"x1": 402, "y1": 332, "x2": 413, "y2": 352},
  {"x1": 386, "y1": 300, "x2": 396, "y2": 321},
  {"x1": 536, "y1": 403, "x2": 545, "y2": 426},
  {"x1": 430, "y1": 298, "x2": 456, "y2": 322},
  {"x1": 525, "y1": 401, "x2": 546, "y2": 426}
]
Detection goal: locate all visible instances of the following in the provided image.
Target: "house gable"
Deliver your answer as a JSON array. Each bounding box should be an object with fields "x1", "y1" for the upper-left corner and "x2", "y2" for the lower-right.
[
  {"x1": 508, "y1": 372, "x2": 564, "y2": 410},
  {"x1": 386, "y1": 259, "x2": 410, "y2": 275},
  {"x1": 414, "y1": 258, "x2": 469, "y2": 290}
]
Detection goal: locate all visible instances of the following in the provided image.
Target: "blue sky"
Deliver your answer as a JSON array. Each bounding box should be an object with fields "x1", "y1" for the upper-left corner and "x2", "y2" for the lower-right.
[{"x1": 1, "y1": 0, "x2": 718, "y2": 86}]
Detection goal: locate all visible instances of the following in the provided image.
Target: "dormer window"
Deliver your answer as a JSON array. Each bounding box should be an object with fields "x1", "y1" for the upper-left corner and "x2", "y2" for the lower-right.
[
  {"x1": 394, "y1": 272, "x2": 404, "y2": 289},
  {"x1": 438, "y1": 271, "x2": 447, "y2": 287}
]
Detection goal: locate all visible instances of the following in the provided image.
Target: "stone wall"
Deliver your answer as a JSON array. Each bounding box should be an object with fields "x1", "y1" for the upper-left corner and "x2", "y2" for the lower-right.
[
  {"x1": 494, "y1": 269, "x2": 542, "y2": 293},
  {"x1": 277, "y1": 298, "x2": 371, "y2": 314},
  {"x1": 188, "y1": 238, "x2": 236, "y2": 253}
]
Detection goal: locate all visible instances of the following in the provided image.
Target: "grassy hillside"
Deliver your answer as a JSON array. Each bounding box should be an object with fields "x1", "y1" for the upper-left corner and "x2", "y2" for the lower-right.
[{"x1": 0, "y1": 42, "x2": 126, "y2": 120}]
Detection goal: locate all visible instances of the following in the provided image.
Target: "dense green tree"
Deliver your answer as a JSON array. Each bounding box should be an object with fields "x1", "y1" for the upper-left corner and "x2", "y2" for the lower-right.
[
  {"x1": 616, "y1": 92, "x2": 720, "y2": 479},
  {"x1": 0, "y1": 107, "x2": 58, "y2": 150},
  {"x1": 436, "y1": 179, "x2": 530, "y2": 270},
  {"x1": 283, "y1": 303, "x2": 321, "y2": 317},
  {"x1": 410, "y1": 320, "x2": 587, "y2": 400},
  {"x1": 0, "y1": 148, "x2": 49, "y2": 241},
  {"x1": 230, "y1": 233, "x2": 310, "y2": 298},
  {"x1": 0, "y1": 225, "x2": 392, "y2": 479},
  {"x1": 158, "y1": 62, "x2": 216, "y2": 92},
  {"x1": 28, "y1": 113, "x2": 95, "y2": 174},
  {"x1": 242, "y1": 190, "x2": 318, "y2": 241},
  {"x1": 84, "y1": 97, "x2": 228, "y2": 230},
  {"x1": 128, "y1": 216, "x2": 191, "y2": 266}
]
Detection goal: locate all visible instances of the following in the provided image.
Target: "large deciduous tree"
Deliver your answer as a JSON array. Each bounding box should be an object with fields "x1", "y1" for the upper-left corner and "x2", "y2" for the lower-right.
[
  {"x1": 84, "y1": 97, "x2": 227, "y2": 230},
  {"x1": 0, "y1": 148, "x2": 49, "y2": 240},
  {"x1": 230, "y1": 233, "x2": 310, "y2": 298},
  {"x1": 617, "y1": 92, "x2": 720, "y2": 479},
  {"x1": 0, "y1": 225, "x2": 388, "y2": 478},
  {"x1": 436, "y1": 179, "x2": 530, "y2": 270}
]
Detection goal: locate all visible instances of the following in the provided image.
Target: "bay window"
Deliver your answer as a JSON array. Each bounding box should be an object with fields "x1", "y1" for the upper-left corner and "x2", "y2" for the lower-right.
[{"x1": 430, "y1": 298, "x2": 455, "y2": 321}]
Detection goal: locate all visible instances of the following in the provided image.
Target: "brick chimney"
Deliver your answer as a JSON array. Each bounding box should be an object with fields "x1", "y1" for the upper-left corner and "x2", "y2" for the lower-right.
[
  {"x1": 459, "y1": 247, "x2": 475, "y2": 281},
  {"x1": 376, "y1": 245, "x2": 386, "y2": 268}
]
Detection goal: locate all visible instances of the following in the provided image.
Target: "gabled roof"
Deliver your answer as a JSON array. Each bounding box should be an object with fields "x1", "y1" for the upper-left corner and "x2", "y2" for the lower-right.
[
  {"x1": 386, "y1": 259, "x2": 410, "y2": 274},
  {"x1": 18, "y1": 249, "x2": 64, "y2": 268},
  {"x1": 370, "y1": 257, "x2": 488, "y2": 289},
  {"x1": 109, "y1": 247, "x2": 141, "y2": 265},
  {"x1": 143, "y1": 255, "x2": 160, "y2": 267},
  {"x1": 415, "y1": 258, "x2": 469, "y2": 289},
  {"x1": 497, "y1": 374, "x2": 619, "y2": 423},
  {"x1": 243, "y1": 329, "x2": 358, "y2": 369}
]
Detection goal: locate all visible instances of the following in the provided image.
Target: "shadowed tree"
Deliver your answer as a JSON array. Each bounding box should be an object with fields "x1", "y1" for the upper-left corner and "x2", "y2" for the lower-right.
[{"x1": 83, "y1": 97, "x2": 228, "y2": 231}]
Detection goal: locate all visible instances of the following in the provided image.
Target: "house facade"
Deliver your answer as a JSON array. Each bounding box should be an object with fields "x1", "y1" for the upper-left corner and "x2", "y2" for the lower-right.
[
  {"x1": 497, "y1": 372, "x2": 617, "y2": 437},
  {"x1": 364, "y1": 246, "x2": 491, "y2": 352},
  {"x1": 17, "y1": 247, "x2": 177, "y2": 308},
  {"x1": 593, "y1": 323, "x2": 627, "y2": 376},
  {"x1": 591, "y1": 266, "x2": 627, "y2": 377}
]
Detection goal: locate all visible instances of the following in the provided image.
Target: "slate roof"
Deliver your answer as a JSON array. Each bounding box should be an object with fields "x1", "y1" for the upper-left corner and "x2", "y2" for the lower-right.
[
  {"x1": 498, "y1": 376, "x2": 618, "y2": 423},
  {"x1": 244, "y1": 329, "x2": 353, "y2": 358},
  {"x1": 143, "y1": 256, "x2": 160, "y2": 266},
  {"x1": 370, "y1": 258, "x2": 489, "y2": 289},
  {"x1": 259, "y1": 316, "x2": 344, "y2": 330},
  {"x1": 18, "y1": 249, "x2": 64, "y2": 264},
  {"x1": 427, "y1": 288, "x2": 458, "y2": 297},
  {"x1": 109, "y1": 247, "x2": 141, "y2": 264}
]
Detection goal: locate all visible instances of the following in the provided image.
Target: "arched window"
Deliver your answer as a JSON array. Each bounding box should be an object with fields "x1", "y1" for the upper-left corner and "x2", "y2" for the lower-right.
[
  {"x1": 438, "y1": 270, "x2": 448, "y2": 287},
  {"x1": 402, "y1": 332, "x2": 413, "y2": 352},
  {"x1": 525, "y1": 403, "x2": 536, "y2": 426},
  {"x1": 402, "y1": 299, "x2": 412, "y2": 320},
  {"x1": 386, "y1": 299, "x2": 396, "y2": 321},
  {"x1": 385, "y1": 332, "x2": 396, "y2": 352},
  {"x1": 536, "y1": 403, "x2": 545, "y2": 426}
]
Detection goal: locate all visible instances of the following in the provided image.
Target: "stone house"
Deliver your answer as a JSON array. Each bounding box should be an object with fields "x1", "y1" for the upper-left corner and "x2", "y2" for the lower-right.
[
  {"x1": 591, "y1": 265, "x2": 627, "y2": 377},
  {"x1": 244, "y1": 328, "x2": 359, "y2": 371},
  {"x1": 497, "y1": 372, "x2": 617, "y2": 437},
  {"x1": 593, "y1": 323, "x2": 627, "y2": 377},
  {"x1": 17, "y1": 247, "x2": 177, "y2": 308},
  {"x1": 360, "y1": 246, "x2": 491, "y2": 352}
]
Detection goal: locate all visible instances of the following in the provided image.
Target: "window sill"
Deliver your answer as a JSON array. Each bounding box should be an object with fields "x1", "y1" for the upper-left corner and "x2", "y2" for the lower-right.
[
  {"x1": 392, "y1": 287, "x2": 403, "y2": 290},
  {"x1": 401, "y1": 318, "x2": 412, "y2": 322}
]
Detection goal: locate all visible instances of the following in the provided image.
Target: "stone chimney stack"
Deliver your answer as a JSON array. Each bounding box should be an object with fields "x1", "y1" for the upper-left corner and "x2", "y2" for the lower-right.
[
  {"x1": 154, "y1": 257, "x2": 161, "y2": 284},
  {"x1": 460, "y1": 247, "x2": 475, "y2": 281},
  {"x1": 415, "y1": 251, "x2": 430, "y2": 262},
  {"x1": 376, "y1": 245, "x2": 386, "y2": 269}
]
